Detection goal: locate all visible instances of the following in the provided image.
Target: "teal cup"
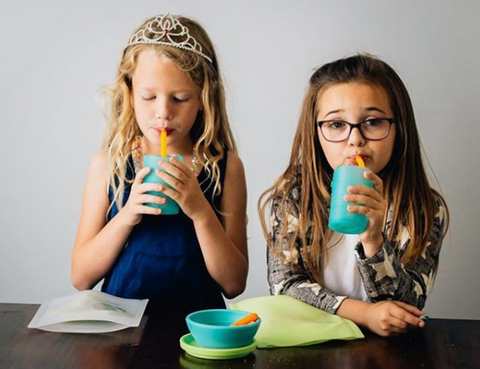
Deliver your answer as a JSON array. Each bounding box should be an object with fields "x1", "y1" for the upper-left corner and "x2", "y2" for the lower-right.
[
  {"x1": 143, "y1": 154, "x2": 183, "y2": 215},
  {"x1": 328, "y1": 165, "x2": 374, "y2": 234}
]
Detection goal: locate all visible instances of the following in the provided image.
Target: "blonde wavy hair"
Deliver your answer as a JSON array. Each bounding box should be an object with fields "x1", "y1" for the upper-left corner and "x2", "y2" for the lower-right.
[
  {"x1": 102, "y1": 15, "x2": 237, "y2": 212},
  {"x1": 258, "y1": 54, "x2": 449, "y2": 284}
]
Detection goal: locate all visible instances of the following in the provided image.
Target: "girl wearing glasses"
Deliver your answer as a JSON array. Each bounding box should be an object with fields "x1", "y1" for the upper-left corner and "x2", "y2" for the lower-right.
[{"x1": 259, "y1": 54, "x2": 449, "y2": 336}]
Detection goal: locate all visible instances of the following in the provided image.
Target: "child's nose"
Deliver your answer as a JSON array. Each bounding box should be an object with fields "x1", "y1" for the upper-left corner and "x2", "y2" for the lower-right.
[
  {"x1": 347, "y1": 126, "x2": 366, "y2": 146},
  {"x1": 155, "y1": 98, "x2": 173, "y2": 122}
]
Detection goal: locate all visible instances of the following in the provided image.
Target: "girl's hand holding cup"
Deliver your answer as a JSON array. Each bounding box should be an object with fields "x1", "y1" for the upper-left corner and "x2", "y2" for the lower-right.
[
  {"x1": 156, "y1": 156, "x2": 210, "y2": 222},
  {"x1": 120, "y1": 167, "x2": 166, "y2": 226},
  {"x1": 345, "y1": 170, "x2": 387, "y2": 257}
]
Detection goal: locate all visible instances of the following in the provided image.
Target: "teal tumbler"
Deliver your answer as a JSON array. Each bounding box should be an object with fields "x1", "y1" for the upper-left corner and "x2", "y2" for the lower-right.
[
  {"x1": 143, "y1": 154, "x2": 183, "y2": 215},
  {"x1": 328, "y1": 165, "x2": 374, "y2": 234}
]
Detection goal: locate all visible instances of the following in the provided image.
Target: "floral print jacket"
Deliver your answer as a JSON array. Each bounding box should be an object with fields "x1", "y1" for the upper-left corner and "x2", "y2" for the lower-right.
[{"x1": 267, "y1": 186, "x2": 448, "y2": 314}]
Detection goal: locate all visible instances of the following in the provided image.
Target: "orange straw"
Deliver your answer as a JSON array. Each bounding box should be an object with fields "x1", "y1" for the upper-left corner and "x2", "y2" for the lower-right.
[
  {"x1": 355, "y1": 156, "x2": 365, "y2": 168},
  {"x1": 231, "y1": 313, "x2": 259, "y2": 326},
  {"x1": 160, "y1": 129, "x2": 167, "y2": 158}
]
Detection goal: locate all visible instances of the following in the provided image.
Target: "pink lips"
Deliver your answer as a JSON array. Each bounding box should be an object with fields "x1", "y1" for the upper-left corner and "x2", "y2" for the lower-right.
[
  {"x1": 349, "y1": 155, "x2": 368, "y2": 165},
  {"x1": 154, "y1": 128, "x2": 173, "y2": 136}
]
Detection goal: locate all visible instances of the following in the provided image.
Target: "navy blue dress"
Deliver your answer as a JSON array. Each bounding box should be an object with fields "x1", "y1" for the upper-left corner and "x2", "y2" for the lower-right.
[{"x1": 101, "y1": 153, "x2": 227, "y2": 312}]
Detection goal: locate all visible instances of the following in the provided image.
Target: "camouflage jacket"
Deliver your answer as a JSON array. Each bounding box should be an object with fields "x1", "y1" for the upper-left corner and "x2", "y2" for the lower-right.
[{"x1": 267, "y1": 186, "x2": 448, "y2": 314}]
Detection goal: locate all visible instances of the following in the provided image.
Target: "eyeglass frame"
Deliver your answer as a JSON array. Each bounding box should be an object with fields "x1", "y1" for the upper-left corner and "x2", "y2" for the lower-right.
[{"x1": 316, "y1": 118, "x2": 395, "y2": 142}]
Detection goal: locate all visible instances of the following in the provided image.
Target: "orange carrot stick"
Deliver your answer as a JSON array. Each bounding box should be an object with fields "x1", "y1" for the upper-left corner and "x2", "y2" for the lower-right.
[{"x1": 231, "y1": 313, "x2": 259, "y2": 326}]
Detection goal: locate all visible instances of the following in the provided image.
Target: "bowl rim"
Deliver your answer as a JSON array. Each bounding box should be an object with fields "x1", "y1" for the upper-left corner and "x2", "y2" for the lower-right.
[{"x1": 186, "y1": 309, "x2": 261, "y2": 329}]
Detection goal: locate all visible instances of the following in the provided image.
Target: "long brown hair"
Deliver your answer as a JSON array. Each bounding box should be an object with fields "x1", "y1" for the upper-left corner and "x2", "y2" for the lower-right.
[
  {"x1": 258, "y1": 54, "x2": 449, "y2": 283},
  {"x1": 102, "y1": 15, "x2": 237, "y2": 211}
]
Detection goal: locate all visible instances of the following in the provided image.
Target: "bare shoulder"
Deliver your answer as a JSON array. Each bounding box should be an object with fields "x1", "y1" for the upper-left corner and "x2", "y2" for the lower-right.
[
  {"x1": 221, "y1": 151, "x2": 247, "y2": 211},
  {"x1": 78, "y1": 149, "x2": 110, "y2": 222},
  {"x1": 86, "y1": 149, "x2": 109, "y2": 180},
  {"x1": 81, "y1": 148, "x2": 110, "y2": 197},
  {"x1": 225, "y1": 151, "x2": 246, "y2": 181},
  {"x1": 89, "y1": 148, "x2": 109, "y2": 171}
]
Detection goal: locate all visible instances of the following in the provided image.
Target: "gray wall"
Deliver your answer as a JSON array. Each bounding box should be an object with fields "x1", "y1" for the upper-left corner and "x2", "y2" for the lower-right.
[{"x1": 1, "y1": 0, "x2": 479, "y2": 319}]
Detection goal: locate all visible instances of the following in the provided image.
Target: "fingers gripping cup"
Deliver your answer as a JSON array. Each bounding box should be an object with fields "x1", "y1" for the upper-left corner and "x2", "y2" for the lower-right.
[
  {"x1": 143, "y1": 154, "x2": 183, "y2": 215},
  {"x1": 328, "y1": 165, "x2": 374, "y2": 234}
]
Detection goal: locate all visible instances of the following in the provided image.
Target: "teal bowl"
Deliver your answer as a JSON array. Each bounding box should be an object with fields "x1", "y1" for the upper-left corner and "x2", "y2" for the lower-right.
[{"x1": 186, "y1": 309, "x2": 261, "y2": 349}]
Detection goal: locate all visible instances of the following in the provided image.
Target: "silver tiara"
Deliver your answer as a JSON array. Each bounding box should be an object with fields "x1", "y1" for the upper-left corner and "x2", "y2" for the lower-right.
[{"x1": 126, "y1": 14, "x2": 212, "y2": 63}]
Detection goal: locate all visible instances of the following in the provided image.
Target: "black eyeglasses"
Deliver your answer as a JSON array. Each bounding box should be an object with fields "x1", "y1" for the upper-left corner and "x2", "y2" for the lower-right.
[{"x1": 316, "y1": 118, "x2": 395, "y2": 142}]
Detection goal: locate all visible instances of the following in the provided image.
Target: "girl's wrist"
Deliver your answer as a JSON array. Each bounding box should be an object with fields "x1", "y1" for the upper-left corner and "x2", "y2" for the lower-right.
[
  {"x1": 190, "y1": 201, "x2": 215, "y2": 226},
  {"x1": 337, "y1": 298, "x2": 371, "y2": 327},
  {"x1": 361, "y1": 235, "x2": 385, "y2": 258},
  {"x1": 116, "y1": 207, "x2": 140, "y2": 229}
]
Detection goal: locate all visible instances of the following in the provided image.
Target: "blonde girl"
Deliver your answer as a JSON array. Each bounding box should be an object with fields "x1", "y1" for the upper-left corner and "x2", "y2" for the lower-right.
[
  {"x1": 259, "y1": 54, "x2": 448, "y2": 336},
  {"x1": 72, "y1": 14, "x2": 248, "y2": 312}
]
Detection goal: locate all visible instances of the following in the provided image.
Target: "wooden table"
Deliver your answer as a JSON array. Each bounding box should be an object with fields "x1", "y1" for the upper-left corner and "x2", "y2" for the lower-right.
[{"x1": 1, "y1": 303, "x2": 479, "y2": 369}]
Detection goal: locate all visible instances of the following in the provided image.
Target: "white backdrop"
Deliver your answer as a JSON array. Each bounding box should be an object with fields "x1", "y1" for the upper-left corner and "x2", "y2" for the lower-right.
[{"x1": 1, "y1": 0, "x2": 479, "y2": 319}]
